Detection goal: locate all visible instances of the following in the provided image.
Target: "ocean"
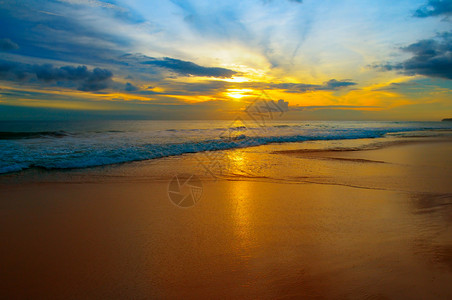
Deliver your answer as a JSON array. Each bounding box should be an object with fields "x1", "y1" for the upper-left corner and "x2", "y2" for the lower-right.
[{"x1": 1, "y1": 120, "x2": 452, "y2": 174}]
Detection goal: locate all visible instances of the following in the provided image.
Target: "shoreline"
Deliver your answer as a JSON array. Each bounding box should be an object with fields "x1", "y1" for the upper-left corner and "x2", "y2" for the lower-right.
[
  {"x1": 1, "y1": 126, "x2": 452, "y2": 177},
  {"x1": 2, "y1": 135, "x2": 452, "y2": 190}
]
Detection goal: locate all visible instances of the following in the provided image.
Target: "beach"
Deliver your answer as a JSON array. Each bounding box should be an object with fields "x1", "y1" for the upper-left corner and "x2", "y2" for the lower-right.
[
  {"x1": 2, "y1": 0, "x2": 452, "y2": 298},
  {"x1": 1, "y1": 135, "x2": 452, "y2": 299}
]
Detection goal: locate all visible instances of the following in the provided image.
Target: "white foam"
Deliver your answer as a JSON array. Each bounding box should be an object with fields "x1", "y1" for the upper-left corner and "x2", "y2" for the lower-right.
[{"x1": 0, "y1": 121, "x2": 451, "y2": 173}]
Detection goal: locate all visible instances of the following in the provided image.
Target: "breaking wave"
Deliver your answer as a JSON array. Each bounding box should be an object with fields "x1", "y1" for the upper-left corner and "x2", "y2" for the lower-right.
[{"x1": 1, "y1": 120, "x2": 451, "y2": 174}]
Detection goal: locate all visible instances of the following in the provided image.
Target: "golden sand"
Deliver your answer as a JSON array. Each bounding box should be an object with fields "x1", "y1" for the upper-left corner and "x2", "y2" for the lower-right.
[{"x1": 1, "y1": 137, "x2": 452, "y2": 299}]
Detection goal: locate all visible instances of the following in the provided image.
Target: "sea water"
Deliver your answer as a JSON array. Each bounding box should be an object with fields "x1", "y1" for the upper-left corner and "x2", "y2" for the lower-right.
[{"x1": 1, "y1": 120, "x2": 451, "y2": 174}]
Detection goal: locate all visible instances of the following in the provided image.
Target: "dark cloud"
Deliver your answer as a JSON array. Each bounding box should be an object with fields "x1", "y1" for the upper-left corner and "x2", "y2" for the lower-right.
[
  {"x1": 117, "y1": 53, "x2": 238, "y2": 79},
  {"x1": 0, "y1": 38, "x2": 19, "y2": 51},
  {"x1": 373, "y1": 32, "x2": 452, "y2": 80},
  {"x1": 77, "y1": 67, "x2": 113, "y2": 91},
  {"x1": 265, "y1": 79, "x2": 357, "y2": 92},
  {"x1": 324, "y1": 79, "x2": 357, "y2": 89},
  {"x1": 0, "y1": 61, "x2": 32, "y2": 81},
  {"x1": 124, "y1": 82, "x2": 138, "y2": 91},
  {"x1": 0, "y1": 0, "x2": 134, "y2": 66},
  {"x1": 274, "y1": 99, "x2": 289, "y2": 112},
  {"x1": 414, "y1": 0, "x2": 452, "y2": 18},
  {"x1": 0, "y1": 61, "x2": 113, "y2": 91},
  {"x1": 142, "y1": 57, "x2": 237, "y2": 78}
]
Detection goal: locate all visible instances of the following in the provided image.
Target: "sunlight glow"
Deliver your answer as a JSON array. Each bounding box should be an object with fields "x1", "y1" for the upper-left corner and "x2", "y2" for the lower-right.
[
  {"x1": 225, "y1": 89, "x2": 254, "y2": 100},
  {"x1": 221, "y1": 76, "x2": 251, "y2": 83}
]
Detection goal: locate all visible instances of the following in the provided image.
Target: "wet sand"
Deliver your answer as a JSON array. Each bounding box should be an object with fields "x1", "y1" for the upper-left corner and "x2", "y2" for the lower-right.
[{"x1": 1, "y1": 136, "x2": 452, "y2": 299}]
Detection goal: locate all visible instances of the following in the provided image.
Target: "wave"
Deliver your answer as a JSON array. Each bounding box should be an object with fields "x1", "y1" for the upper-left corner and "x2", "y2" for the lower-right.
[
  {"x1": 1, "y1": 125, "x2": 452, "y2": 174},
  {"x1": 0, "y1": 131, "x2": 69, "y2": 140}
]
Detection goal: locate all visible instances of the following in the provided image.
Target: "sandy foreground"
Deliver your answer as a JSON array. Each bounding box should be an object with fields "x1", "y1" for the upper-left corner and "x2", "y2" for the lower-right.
[{"x1": 1, "y1": 136, "x2": 452, "y2": 299}]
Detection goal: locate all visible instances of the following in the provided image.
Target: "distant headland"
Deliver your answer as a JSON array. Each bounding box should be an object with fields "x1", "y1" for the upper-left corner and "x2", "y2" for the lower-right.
[{"x1": 442, "y1": 118, "x2": 452, "y2": 122}]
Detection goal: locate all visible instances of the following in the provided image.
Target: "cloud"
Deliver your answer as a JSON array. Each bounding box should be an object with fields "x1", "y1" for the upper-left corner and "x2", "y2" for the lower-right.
[
  {"x1": 414, "y1": 0, "x2": 452, "y2": 18},
  {"x1": 274, "y1": 99, "x2": 289, "y2": 112},
  {"x1": 55, "y1": 0, "x2": 127, "y2": 12},
  {"x1": 142, "y1": 57, "x2": 237, "y2": 78},
  {"x1": 267, "y1": 79, "x2": 357, "y2": 92},
  {"x1": 134, "y1": 80, "x2": 231, "y2": 99},
  {"x1": 124, "y1": 82, "x2": 138, "y2": 91},
  {"x1": 0, "y1": 61, "x2": 113, "y2": 91},
  {"x1": 0, "y1": 0, "x2": 138, "y2": 67},
  {"x1": 262, "y1": 0, "x2": 302, "y2": 3},
  {"x1": 77, "y1": 68, "x2": 113, "y2": 91},
  {"x1": 290, "y1": 105, "x2": 379, "y2": 111},
  {"x1": 373, "y1": 32, "x2": 452, "y2": 80},
  {"x1": 0, "y1": 61, "x2": 31, "y2": 81},
  {"x1": 324, "y1": 79, "x2": 357, "y2": 89},
  {"x1": 150, "y1": 78, "x2": 356, "y2": 98},
  {"x1": 0, "y1": 39, "x2": 19, "y2": 51}
]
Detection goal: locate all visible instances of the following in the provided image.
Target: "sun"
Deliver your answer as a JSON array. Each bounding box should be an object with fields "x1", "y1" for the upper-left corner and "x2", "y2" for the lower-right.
[
  {"x1": 222, "y1": 76, "x2": 251, "y2": 83},
  {"x1": 225, "y1": 89, "x2": 254, "y2": 100}
]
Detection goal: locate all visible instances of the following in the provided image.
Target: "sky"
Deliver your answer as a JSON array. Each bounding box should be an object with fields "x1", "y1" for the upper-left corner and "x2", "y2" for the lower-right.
[{"x1": 0, "y1": 0, "x2": 452, "y2": 120}]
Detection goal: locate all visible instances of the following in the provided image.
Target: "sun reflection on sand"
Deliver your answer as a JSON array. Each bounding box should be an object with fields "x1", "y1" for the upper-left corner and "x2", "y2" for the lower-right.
[
  {"x1": 227, "y1": 150, "x2": 246, "y2": 172},
  {"x1": 231, "y1": 180, "x2": 255, "y2": 253}
]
